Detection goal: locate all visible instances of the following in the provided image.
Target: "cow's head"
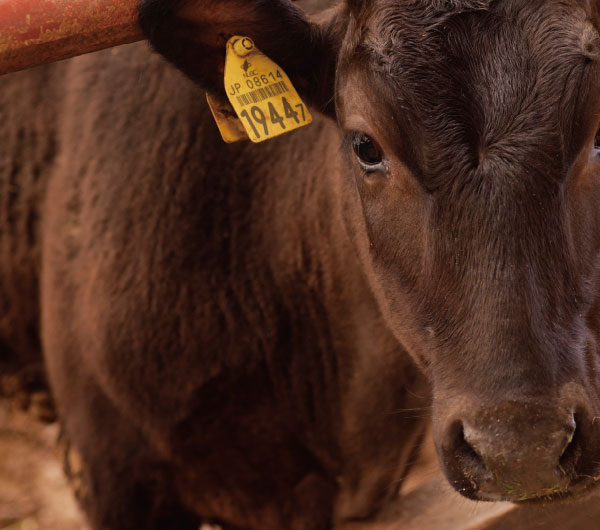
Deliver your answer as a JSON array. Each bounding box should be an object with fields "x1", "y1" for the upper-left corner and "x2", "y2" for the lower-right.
[{"x1": 141, "y1": 0, "x2": 600, "y2": 503}]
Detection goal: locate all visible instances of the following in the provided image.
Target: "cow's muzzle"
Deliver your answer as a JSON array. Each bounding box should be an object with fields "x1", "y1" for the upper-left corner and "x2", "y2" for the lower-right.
[{"x1": 434, "y1": 396, "x2": 600, "y2": 502}]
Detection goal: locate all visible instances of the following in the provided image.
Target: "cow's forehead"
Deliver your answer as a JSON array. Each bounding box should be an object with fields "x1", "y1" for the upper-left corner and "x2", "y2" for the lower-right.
[
  {"x1": 340, "y1": 0, "x2": 600, "y2": 189},
  {"x1": 354, "y1": 0, "x2": 594, "y2": 85}
]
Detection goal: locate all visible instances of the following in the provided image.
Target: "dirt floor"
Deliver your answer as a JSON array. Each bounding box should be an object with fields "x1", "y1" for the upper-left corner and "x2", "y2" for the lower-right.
[{"x1": 0, "y1": 399, "x2": 88, "y2": 530}]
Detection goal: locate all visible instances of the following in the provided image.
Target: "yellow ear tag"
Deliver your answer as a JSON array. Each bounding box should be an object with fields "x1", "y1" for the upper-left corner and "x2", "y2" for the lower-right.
[{"x1": 217, "y1": 36, "x2": 312, "y2": 143}]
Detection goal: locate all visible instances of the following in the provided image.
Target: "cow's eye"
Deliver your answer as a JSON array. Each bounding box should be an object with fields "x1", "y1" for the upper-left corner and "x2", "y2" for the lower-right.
[
  {"x1": 351, "y1": 132, "x2": 384, "y2": 169},
  {"x1": 595, "y1": 128, "x2": 600, "y2": 150}
]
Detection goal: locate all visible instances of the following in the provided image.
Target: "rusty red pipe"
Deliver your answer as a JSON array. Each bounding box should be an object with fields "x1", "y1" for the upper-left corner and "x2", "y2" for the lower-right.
[{"x1": 0, "y1": 0, "x2": 143, "y2": 76}]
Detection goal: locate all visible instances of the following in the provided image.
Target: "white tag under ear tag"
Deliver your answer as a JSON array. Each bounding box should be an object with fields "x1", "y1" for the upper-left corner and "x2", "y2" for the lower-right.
[{"x1": 223, "y1": 36, "x2": 312, "y2": 143}]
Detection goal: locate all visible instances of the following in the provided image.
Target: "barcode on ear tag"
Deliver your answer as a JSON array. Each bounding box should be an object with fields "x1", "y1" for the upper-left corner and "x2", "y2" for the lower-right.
[{"x1": 222, "y1": 36, "x2": 312, "y2": 143}]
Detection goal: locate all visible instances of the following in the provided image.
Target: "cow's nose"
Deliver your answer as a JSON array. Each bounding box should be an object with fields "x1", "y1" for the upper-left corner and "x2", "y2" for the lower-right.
[{"x1": 438, "y1": 401, "x2": 579, "y2": 501}]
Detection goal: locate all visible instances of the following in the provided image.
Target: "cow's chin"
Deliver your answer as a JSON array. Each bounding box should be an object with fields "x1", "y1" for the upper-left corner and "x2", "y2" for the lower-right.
[
  {"x1": 450, "y1": 475, "x2": 600, "y2": 505},
  {"x1": 515, "y1": 478, "x2": 600, "y2": 505}
]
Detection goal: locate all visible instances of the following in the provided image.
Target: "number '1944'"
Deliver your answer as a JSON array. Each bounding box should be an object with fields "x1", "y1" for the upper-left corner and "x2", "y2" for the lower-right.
[{"x1": 239, "y1": 96, "x2": 307, "y2": 140}]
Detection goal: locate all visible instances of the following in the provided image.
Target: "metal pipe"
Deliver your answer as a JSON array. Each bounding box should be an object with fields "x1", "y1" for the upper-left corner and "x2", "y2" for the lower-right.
[{"x1": 0, "y1": 0, "x2": 143, "y2": 76}]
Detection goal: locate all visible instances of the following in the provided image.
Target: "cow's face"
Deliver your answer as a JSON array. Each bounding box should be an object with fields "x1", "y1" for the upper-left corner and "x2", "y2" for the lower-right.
[
  {"x1": 336, "y1": 0, "x2": 600, "y2": 501},
  {"x1": 142, "y1": 0, "x2": 600, "y2": 504}
]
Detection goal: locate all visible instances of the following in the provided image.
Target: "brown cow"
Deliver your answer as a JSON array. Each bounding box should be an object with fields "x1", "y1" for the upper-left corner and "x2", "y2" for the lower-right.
[{"x1": 3, "y1": 0, "x2": 600, "y2": 528}]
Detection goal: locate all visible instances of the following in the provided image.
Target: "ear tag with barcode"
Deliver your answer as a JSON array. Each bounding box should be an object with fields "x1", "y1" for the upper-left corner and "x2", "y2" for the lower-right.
[{"x1": 217, "y1": 36, "x2": 312, "y2": 143}]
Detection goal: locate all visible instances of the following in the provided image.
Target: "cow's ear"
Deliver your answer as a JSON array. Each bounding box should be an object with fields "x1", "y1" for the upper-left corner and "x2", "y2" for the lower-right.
[{"x1": 139, "y1": 0, "x2": 345, "y2": 117}]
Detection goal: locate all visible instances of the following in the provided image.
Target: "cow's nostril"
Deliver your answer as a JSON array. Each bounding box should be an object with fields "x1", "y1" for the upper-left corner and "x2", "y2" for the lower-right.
[
  {"x1": 451, "y1": 421, "x2": 486, "y2": 472},
  {"x1": 440, "y1": 420, "x2": 491, "y2": 499},
  {"x1": 558, "y1": 413, "x2": 579, "y2": 474}
]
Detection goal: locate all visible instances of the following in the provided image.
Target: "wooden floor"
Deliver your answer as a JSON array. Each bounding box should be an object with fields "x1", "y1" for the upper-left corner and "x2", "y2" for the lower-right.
[{"x1": 2, "y1": 398, "x2": 600, "y2": 530}]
